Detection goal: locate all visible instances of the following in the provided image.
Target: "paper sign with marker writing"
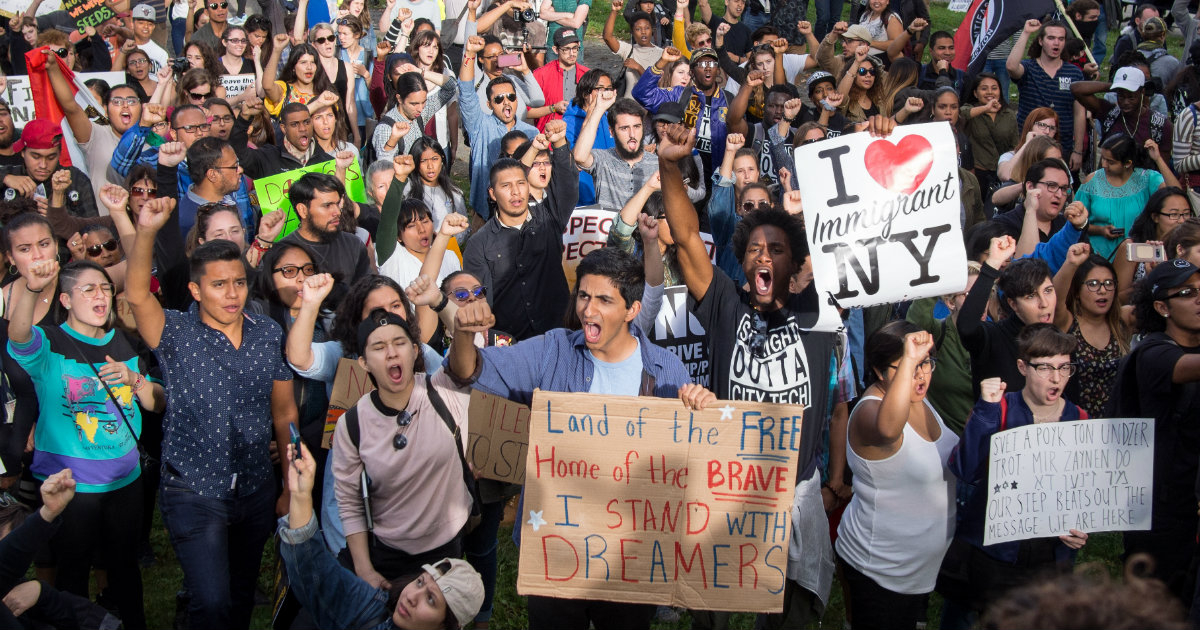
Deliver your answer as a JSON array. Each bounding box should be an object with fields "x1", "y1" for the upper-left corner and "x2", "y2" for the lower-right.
[
  {"x1": 322, "y1": 359, "x2": 375, "y2": 449},
  {"x1": 984, "y1": 418, "x2": 1154, "y2": 545},
  {"x1": 253, "y1": 158, "x2": 369, "y2": 239},
  {"x1": 220, "y1": 74, "x2": 257, "y2": 98},
  {"x1": 793, "y1": 122, "x2": 967, "y2": 331},
  {"x1": 466, "y1": 390, "x2": 531, "y2": 484},
  {"x1": 517, "y1": 391, "x2": 801, "y2": 611},
  {"x1": 1, "y1": 72, "x2": 125, "y2": 127},
  {"x1": 62, "y1": 0, "x2": 116, "y2": 32},
  {"x1": 561, "y1": 206, "x2": 715, "y2": 288}
]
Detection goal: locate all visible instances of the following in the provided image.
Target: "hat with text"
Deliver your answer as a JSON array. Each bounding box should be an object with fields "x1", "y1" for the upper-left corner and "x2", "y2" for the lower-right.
[
  {"x1": 422, "y1": 559, "x2": 485, "y2": 627},
  {"x1": 689, "y1": 47, "x2": 719, "y2": 65},
  {"x1": 553, "y1": 28, "x2": 581, "y2": 48},
  {"x1": 843, "y1": 24, "x2": 873, "y2": 42},
  {"x1": 653, "y1": 101, "x2": 685, "y2": 124},
  {"x1": 132, "y1": 4, "x2": 156, "y2": 21},
  {"x1": 806, "y1": 70, "x2": 835, "y2": 96},
  {"x1": 12, "y1": 119, "x2": 62, "y2": 153},
  {"x1": 1111, "y1": 66, "x2": 1146, "y2": 92},
  {"x1": 1149, "y1": 258, "x2": 1200, "y2": 300}
]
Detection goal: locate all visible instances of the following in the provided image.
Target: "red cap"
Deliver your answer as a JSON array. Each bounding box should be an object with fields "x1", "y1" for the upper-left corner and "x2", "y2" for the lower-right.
[{"x1": 13, "y1": 119, "x2": 63, "y2": 153}]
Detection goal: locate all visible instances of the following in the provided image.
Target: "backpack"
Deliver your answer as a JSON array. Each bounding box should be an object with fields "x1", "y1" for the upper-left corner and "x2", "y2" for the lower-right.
[{"x1": 359, "y1": 114, "x2": 396, "y2": 166}]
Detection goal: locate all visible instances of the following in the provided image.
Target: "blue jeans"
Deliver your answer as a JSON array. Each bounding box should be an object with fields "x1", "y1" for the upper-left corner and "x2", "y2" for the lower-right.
[
  {"x1": 159, "y1": 472, "x2": 276, "y2": 630},
  {"x1": 171, "y1": 17, "x2": 186, "y2": 56},
  {"x1": 815, "y1": 0, "x2": 845, "y2": 41},
  {"x1": 463, "y1": 499, "x2": 507, "y2": 623},
  {"x1": 1092, "y1": 4, "x2": 1109, "y2": 65},
  {"x1": 983, "y1": 57, "x2": 1011, "y2": 103},
  {"x1": 742, "y1": 10, "x2": 770, "y2": 33}
]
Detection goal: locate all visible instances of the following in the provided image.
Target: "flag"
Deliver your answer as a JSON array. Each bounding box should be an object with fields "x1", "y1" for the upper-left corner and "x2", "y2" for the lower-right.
[
  {"x1": 23, "y1": 46, "x2": 107, "y2": 168},
  {"x1": 952, "y1": 0, "x2": 1056, "y2": 76}
]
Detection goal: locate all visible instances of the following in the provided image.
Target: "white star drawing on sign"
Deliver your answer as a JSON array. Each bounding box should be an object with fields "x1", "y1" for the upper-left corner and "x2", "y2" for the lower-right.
[
  {"x1": 719, "y1": 405, "x2": 736, "y2": 420},
  {"x1": 528, "y1": 510, "x2": 546, "y2": 532}
]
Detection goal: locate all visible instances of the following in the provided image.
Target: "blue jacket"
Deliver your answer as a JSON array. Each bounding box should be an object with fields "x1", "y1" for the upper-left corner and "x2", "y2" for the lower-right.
[
  {"x1": 707, "y1": 171, "x2": 746, "y2": 285},
  {"x1": 632, "y1": 69, "x2": 731, "y2": 171},
  {"x1": 457, "y1": 78, "x2": 538, "y2": 219},
  {"x1": 948, "y1": 393, "x2": 1087, "y2": 565},
  {"x1": 563, "y1": 102, "x2": 614, "y2": 207}
]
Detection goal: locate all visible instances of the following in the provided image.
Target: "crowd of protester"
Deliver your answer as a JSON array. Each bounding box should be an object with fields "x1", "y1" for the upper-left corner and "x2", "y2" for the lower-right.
[{"x1": 2, "y1": 0, "x2": 1200, "y2": 628}]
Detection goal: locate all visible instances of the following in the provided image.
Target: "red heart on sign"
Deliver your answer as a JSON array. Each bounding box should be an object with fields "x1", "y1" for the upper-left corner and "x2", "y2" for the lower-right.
[{"x1": 863, "y1": 135, "x2": 935, "y2": 195}]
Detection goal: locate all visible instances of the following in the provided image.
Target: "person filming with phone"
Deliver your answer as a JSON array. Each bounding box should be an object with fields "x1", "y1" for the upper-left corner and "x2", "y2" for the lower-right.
[{"x1": 1075, "y1": 133, "x2": 1178, "y2": 261}]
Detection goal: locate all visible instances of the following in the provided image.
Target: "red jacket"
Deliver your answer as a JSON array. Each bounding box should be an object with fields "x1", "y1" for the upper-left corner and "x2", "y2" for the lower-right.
[{"x1": 531, "y1": 59, "x2": 589, "y2": 131}]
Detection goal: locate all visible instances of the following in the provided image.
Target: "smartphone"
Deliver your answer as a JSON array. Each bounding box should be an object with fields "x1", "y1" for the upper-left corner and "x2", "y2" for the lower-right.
[
  {"x1": 498, "y1": 53, "x2": 522, "y2": 68},
  {"x1": 1111, "y1": 228, "x2": 1126, "y2": 238},
  {"x1": 1127, "y1": 241, "x2": 1167, "y2": 263},
  {"x1": 288, "y1": 422, "x2": 302, "y2": 459}
]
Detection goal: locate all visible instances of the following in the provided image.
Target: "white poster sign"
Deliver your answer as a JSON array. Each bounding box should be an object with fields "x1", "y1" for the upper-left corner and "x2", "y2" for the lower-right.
[
  {"x1": 947, "y1": 0, "x2": 970, "y2": 11},
  {"x1": 220, "y1": 74, "x2": 257, "y2": 98},
  {"x1": 984, "y1": 418, "x2": 1155, "y2": 545},
  {"x1": 561, "y1": 206, "x2": 715, "y2": 288},
  {"x1": 1, "y1": 72, "x2": 126, "y2": 127},
  {"x1": 793, "y1": 122, "x2": 967, "y2": 331}
]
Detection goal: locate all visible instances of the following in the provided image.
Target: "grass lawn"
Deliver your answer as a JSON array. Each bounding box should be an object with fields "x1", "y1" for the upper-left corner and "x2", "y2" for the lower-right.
[{"x1": 133, "y1": 2, "x2": 1149, "y2": 627}]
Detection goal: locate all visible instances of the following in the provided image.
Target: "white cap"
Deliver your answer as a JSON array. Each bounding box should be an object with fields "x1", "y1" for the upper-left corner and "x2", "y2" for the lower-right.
[{"x1": 1111, "y1": 66, "x2": 1146, "y2": 93}]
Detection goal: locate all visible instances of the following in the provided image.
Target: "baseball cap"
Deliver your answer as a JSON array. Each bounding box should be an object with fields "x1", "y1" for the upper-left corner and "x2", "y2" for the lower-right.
[
  {"x1": 132, "y1": 3, "x2": 156, "y2": 21},
  {"x1": 843, "y1": 24, "x2": 873, "y2": 42},
  {"x1": 653, "y1": 101, "x2": 685, "y2": 124},
  {"x1": 12, "y1": 119, "x2": 62, "y2": 153},
  {"x1": 1111, "y1": 66, "x2": 1146, "y2": 93},
  {"x1": 690, "y1": 47, "x2": 719, "y2": 65},
  {"x1": 553, "y1": 29, "x2": 581, "y2": 48},
  {"x1": 356, "y1": 310, "x2": 412, "y2": 355},
  {"x1": 1148, "y1": 258, "x2": 1200, "y2": 300},
  {"x1": 806, "y1": 70, "x2": 835, "y2": 97},
  {"x1": 422, "y1": 559, "x2": 484, "y2": 627}
]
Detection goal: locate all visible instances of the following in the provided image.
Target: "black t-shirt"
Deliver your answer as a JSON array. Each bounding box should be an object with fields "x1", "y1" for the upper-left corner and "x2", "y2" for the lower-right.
[
  {"x1": 279, "y1": 232, "x2": 370, "y2": 301},
  {"x1": 708, "y1": 17, "x2": 752, "y2": 58},
  {"x1": 693, "y1": 267, "x2": 839, "y2": 481}
]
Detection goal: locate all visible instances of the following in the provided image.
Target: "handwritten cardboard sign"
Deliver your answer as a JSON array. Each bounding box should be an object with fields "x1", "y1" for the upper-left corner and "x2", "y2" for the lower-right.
[
  {"x1": 793, "y1": 122, "x2": 968, "y2": 331},
  {"x1": 1, "y1": 72, "x2": 125, "y2": 128},
  {"x1": 984, "y1": 418, "x2": 1154, "y2": 545},
  {"x1": 517, "y1": 391, "x2": 802, "y2": 611},
  {"x1": 651, "y1": 285, "x2": 710, "y2": 388},
  {"x1": 220, "y1": 74, "x2": 257, "y2": 98},
  {"x1": 322, "y1": 359, "x2": 375, "y2": 449},
  {"x1": 561, "y1": 206, "x2": 715, "y2": 289},
  {"x1": 252, "y1": 158, "x2": 369, "y2": 239},
  {"x1": 63, "y1": 0, "x2": 116, "y2": 33},
  {"x1": 466, "y1": 390, "x2": 531, "y2": 484}
]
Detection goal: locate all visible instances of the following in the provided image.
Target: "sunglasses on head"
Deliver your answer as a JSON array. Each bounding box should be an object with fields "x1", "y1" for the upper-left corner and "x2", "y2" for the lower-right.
[
  {"x1": 86, "y1": 239, "x2": 119, "y2": 257},
  {"x1": 273, "y1": 263, "x2": 317, "y2": 279},
  {"x1": 857, "y1": 66, "x2": 876, "y2": 76},
  {"x1": 131, "y1": 186, "x2": 157, "y2": 198},
  {"x1": 491, "y1": 93, "x2": 518, "y2": 104},
  {"x1": 449, "y1": 286, "x2": 487, "y2": 301},
  {"x1": 312, "y1": 35, "x2": 337, "y2": 44},
  {"x1": 208, "y1": 2, "x2": 228, "y2": 8}
]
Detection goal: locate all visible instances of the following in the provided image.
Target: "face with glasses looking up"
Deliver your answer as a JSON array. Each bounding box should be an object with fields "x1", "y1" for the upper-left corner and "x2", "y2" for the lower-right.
[
  {"x1": 1066, "y1": 253, "x2": 1118, "y2": 320},
  {"x1": 105, "y1": 86, "x2": 143, "y2": 135},
  {"x1": 268, "y1": 244, "x2": 319, "y2": 314}
]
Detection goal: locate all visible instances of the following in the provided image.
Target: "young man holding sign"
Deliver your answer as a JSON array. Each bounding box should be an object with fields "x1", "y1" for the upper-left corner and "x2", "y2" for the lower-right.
[
  {"x1": 656, "y1": 121, "x2": 846, "y2": 628},
  {"x1": 446, "y1": 247, "x2": 702, "y2": 630}
]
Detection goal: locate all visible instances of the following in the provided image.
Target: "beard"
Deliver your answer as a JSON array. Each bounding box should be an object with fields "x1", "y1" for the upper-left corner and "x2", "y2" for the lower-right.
[{"x1": 614, "y1": 140, "x2": 644, "y2": 161}]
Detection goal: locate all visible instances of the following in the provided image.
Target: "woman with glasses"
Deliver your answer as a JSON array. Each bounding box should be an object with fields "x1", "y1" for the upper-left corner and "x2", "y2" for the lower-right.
[
  {"x1": 836, "y1": 321, "x2": 957, "y2": 630},
  {"x1": 1053, "y1": 244, "x2": 1130, "y2": 418},
  {"x1": 203, "y1": 97, "x2": 237, "y2": 140},
  {"x1": 1076, "y1": 133, "x2": 1179, "y2": 260},
  {"x1": 1115, "y1": 187, "x2": 1195, "y2": 301},
  {"x1": 996, "y1": 107, "x2": 1060, "y2": 182},
  {"x1": 836, "y1": 50, "x2": 885, "y2": 124},
  {"x1": 338, "y1": 18, "x2": 374, "y2": 143},
  {"x1": 219, "y1": 26, "x2": 255, "y2": 76},
  {"x1": 301, "y1": 16, "x2": 362, "y2": 146},
  {"x1": 7, "y1": 258, "x2": 165, "y2": 630},
  {"x1": 941, "y1": 324, "x2": 1088, "y2": 624},
  {"x1": 120, "y1": 48, "x2": 158, "y2": 103},
  {"x1": 990, "y1": 136, "x2": 1064, "y2": 211}
]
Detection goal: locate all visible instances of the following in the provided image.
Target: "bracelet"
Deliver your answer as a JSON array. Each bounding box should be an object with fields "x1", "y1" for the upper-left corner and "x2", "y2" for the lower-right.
[
  {"x1": 1072, "y1": 149, "x2": 1083, "y2": 155},
  {"x1": 431, "y1": 293, "x2": 450, "y2": 313},
  {"x1": 251, "y1": 239, "x2": 270, "y2": 253},
  {"x1": 132, "y1": 373, "x2": 145, "y2": 393}
]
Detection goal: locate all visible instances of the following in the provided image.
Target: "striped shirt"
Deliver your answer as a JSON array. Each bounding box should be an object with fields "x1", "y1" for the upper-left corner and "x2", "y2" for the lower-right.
[
  {"x1": 1173, "y1": 103, "x2": 1200, "y2": 183},
  {"x1": 1016, "y1": 58, "x2": 1084, "y2": 155}
]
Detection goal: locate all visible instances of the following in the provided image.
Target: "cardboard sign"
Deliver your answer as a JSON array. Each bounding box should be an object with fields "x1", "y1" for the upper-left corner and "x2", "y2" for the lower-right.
[
  {"x1": 793, "y1": 122, "x2": 968, "y2": 331},
  {"x1": 651, "y1": 285, "x2": 710, "y2": 388},
  {"x1": 466, "y1": 390, "x2": 531, "y2": 484},
  {"x1": 1, "y1": 72, "x2": 125, "y2": 128},
  {"x1": 253, "y1": 158, "x2": 370, "y2": 239},
  {"x1": 321, "y1": 358, "x2": 375, "y2": 449},
  {"x1": 0, "y1": 0, "x2": 62, "y2": 17},
  {"x1": 984, "y1": 418, "x2": 1154, "y2": 545},
  {"x1": 220, "y1": 74, "x2": 257, "y2": 98},
  {"x1": 63, "y1": 0, "x2": 117, "y2": 33},
  {"x1": 561, "y1": 206, "x2": 715, "y2": 288},
  {"x1": 517, "y1": 391, "x2": 801, "y2": 612}
]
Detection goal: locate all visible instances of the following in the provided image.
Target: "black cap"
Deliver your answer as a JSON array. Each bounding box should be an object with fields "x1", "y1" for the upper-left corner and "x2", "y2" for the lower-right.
[
  {"x1": 356, "y1": 311, "x2": 411, "y2": 353},
  {"x1": 653, "y1": 102, "x2": 685, "y2": 124},
  {"x1": 1148, "y1": 258, "x2": 1200, "y2": 300}
]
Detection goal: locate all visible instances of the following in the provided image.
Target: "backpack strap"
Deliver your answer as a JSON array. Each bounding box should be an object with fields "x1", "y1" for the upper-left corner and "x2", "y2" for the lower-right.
[
  {"x1": 345, "y1": 404, "x2": 362, "y2": 451},
  {"x1": 424, "y1": 374, "x2": 482, "y2": 512}
]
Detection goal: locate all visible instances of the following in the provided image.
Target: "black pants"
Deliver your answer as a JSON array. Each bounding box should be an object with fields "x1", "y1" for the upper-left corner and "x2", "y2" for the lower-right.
[
  {"x1": 838, "y1": 554, "x2": 927, "y2": 630},
  {"x1": 338, "y1": 534, "x2": 464, "y2": 584},
  {"x1": 53, "y1": 477, "x2": 146, "y2": 630},
  {"x1": 526, "y1": 595, "x2": 655, "y2": 630}
]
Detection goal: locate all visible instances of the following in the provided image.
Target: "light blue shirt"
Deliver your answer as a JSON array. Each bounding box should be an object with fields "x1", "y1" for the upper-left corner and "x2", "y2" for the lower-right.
[{"x1": 586, "y1": 340, "x2": 644, "y2": 395}]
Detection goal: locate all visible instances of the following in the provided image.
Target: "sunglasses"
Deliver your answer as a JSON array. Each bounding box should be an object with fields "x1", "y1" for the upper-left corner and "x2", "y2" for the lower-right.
[
  {"x1": 491, "y1": 93, "x2": 518, "y2": 104},
  {"x1": 393, "y1": 410, "x2": 413, "y2": 450},
  {"x1": 174, "y1": 122, "x2": 212, "y2": 133},
  {"x1": 85, "y1": 239, "x2": 119, "y2": 257},
  {"x1": 741, "y1": 200, "x2": 772, "y2": 213},
  {"x1": 273, "y1": 263, "x2": 317, "y2": 279},
  {"x1": 52, "y1": 47, "x2": 69, "y2": 58},
  {"x1": 857, "y1": 66, "x2": 876, "y2": 76},
  {"x1": 312, "y1": 35, "x2": 337, "y2": 44},
  {"x1": 130, "y1": 186, "x2": 158, "y2": 198},
  {"x1": 449, "y1": 286, "x2": 487, "y2": 301},
  {"x1": 208, "y1": 2, "x2": 228, "y2": 8},
  {"x1": 189, "y1": 90, "x2": 212, "y2": 100}
]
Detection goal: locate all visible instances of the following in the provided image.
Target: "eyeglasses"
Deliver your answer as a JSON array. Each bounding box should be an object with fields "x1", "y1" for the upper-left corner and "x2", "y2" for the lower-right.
[
  {"x1": 531, "y1": 160, "x2": 551, "y2": 168},
  {"x1": 210, "y1": 114, "x2": 234, "y2": 124},
  {"x1": 73, "y1": 283, "x2": 116, "y2": 298},
  {"x1": 749, "y1": 311, "x2": 769, "y2": 359},
  {"x1": 1033, "y1": 120, "x2": 1057, "y2": 133},
  {"x1": 128, "y1": 58, "x2": 149, "y2": 66},
  {"x1": 1036, "y1": 180, "x2": 1068, "y2": 195},
  {"x1": 449, "y1": 286, "x2": 487, "y2": 301},
  {"x1": 109, "y1": 96, "x2": 140, "y2": 107},
  {"x1": 857, "y1": 66, "x2": 876, "y2": 76},
  {"x1": 174, "y1": 122, "x2": 212, "y2": 133},
  {"x1": 85, "y1": 239, "x2": 120, "y2": 257},
  {"x1": 224, "y1": 37, "x2": 247, "y2": 44},
  {"x1": 210, "y1": 160, "x2": 241, "y2": 171},
  {"x1": 189, "y1": 90, "x2": 212, "y2": 101},
  {"x1": 392, "y1": 410, "x2": 413, "y2": 449},
  {"x1": 491, "y1": 93, "x2": 518, "y2": 104},
  {"x1": 312, "y1": 35, "x2": 337, "y2": 44},
  {"x1": 1027, "y1": 362, "x2": 1077, "y2": 377},
  {"x1": 273, "y1": 263, "x2": 317, "y2": 278},
  {"x1": 151, "y1": 121, "x2": 169, "y2": 133},
  {"x1": 888, "y1": 357, "x2": 937, "y2": 377},
  {"x1": 1160, "y1": 211, "x2": 1192, "y2": 220},
  {"x1": 741, "y1": 200, "x2": 772, "y2": 213},
  {"x1": 558, "y1": 45, "x2": 580, "y2": 53},
  {"x1": 130, "y1": 186, "x2": 158, "y2": 198},
  {"x1": 1165, "y1": 287, "x2": 1200, "y2": 300},
  {"x1": 1083, "y1": 278, "x2": 1115, "y2": 292},
  {"x1": 208, "y1": 2, "x2": 228, "y2": 9}
]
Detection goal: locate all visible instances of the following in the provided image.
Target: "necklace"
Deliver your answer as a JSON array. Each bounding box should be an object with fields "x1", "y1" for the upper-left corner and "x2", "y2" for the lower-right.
[{"x1": 1120, "y1": 104, "x2": 1143, "y2": 139}]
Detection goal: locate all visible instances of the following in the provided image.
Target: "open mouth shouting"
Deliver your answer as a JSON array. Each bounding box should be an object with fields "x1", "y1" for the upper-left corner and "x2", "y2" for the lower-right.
[{"x1": 754, "y1": 266, "x2": 774, "y2": 297}]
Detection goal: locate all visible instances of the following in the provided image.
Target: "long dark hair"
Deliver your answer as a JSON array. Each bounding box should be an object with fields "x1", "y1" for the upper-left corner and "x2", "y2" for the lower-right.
[
  {"x1": 406, "y1": 136, "x2": 459, "y2": 203},
  {"x1": 1130, "y1": 186, "x2": 1193, "y2": 242},
  {"x1": 966, "y1": 72, "x2": 1010, "y2": 110},
  {"x1": 407, "y1": 29, "x2": 446, "y2": 74},
  {"x1": 280, "y1": 44, "x2": 336, "y2": 95},
  {"x1": 184, "y1": 40, "x2": 224, "y2": 79},
  {"x1": 864, "y1": 320, "x2": 927, "y2": 386},
  {"x1": 1065, "y1": 254, "x2": 1130, "y2": 354},
  {"x1": 331, "y1": 275, "x2": 419, "y2": 357},
  {"x1": 256, "y1": 241, "x2": 326, "y2": 326},
  {"x1": 244, "y1": 14, "x2": 273, "y2": 66},
  {"x1": 572, "y1": 68, "x2": 611, "y2": 110}
]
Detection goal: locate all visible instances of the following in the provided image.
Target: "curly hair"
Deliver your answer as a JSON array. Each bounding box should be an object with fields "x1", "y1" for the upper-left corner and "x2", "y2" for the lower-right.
[{"x1": 732, "y1": 206, "x2": 808, "y2": 269}]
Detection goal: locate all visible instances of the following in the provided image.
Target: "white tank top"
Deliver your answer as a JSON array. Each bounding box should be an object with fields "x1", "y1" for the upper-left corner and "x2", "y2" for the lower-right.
[{"x1": 835, "y1": 395, "x2": 959, "y2": 595}]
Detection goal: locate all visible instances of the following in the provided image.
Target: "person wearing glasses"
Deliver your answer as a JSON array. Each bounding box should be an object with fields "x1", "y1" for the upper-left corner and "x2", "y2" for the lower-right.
[
  {"x1": 190, "y1": 0, "x2": 233, "y2": 51},
  {"x1": 1114, "y1": 187, "x2": 1195, "y2": 302},
  {"x1": 219, "y1": 26, "x2": 255, "y2": 76},
  {"x1": 7, "y1": 258, "x2": 166, "y2": 630},
  {"x1": 990, "y1": 159, "x2": 1090, "y2": 260},
  {"x1": 941, "y1": 324, "x2": 1088, "y2": 626},
  {"x1": 121, "y1": 49, "x2": 160, "y2": 102},
  {"x1": 530, "y1": 29, "x2": 589, "y2": 131},
  {"x1": 1052, "y1": 243, "x2": 1130, "y2": 418},
  {"x1": 1076, "y1": 133, "x2": 1179, "y2": 261}
]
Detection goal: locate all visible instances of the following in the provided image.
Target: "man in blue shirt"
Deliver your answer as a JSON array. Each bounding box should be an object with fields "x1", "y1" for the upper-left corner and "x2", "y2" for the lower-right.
[
  {"x1": 446, "y1": 247, "x2": 702, "y2": 630},
  {"x1": 124, "y1": 196, "x2": 300, "y2": 630},
  {"x1": 1007, "y1": 19, "x2": 1086, "y2": 172}
]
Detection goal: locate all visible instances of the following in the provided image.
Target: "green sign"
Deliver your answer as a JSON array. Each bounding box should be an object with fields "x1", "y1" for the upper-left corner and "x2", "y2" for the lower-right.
[
  {"x1": 63, "y1": 0, "x2": 117, "y2": 33},
  {"x1": 252, "y1": 157, "x2": 369, "y2": 239}
]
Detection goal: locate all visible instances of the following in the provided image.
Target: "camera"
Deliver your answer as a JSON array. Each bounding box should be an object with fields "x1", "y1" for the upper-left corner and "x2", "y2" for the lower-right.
[
  {"x1": 513, "y1": 7, "x2": 535, "y2": 22},
  {"x1": 167, "y1": 56, "x2": 191, "y2": 78}
]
